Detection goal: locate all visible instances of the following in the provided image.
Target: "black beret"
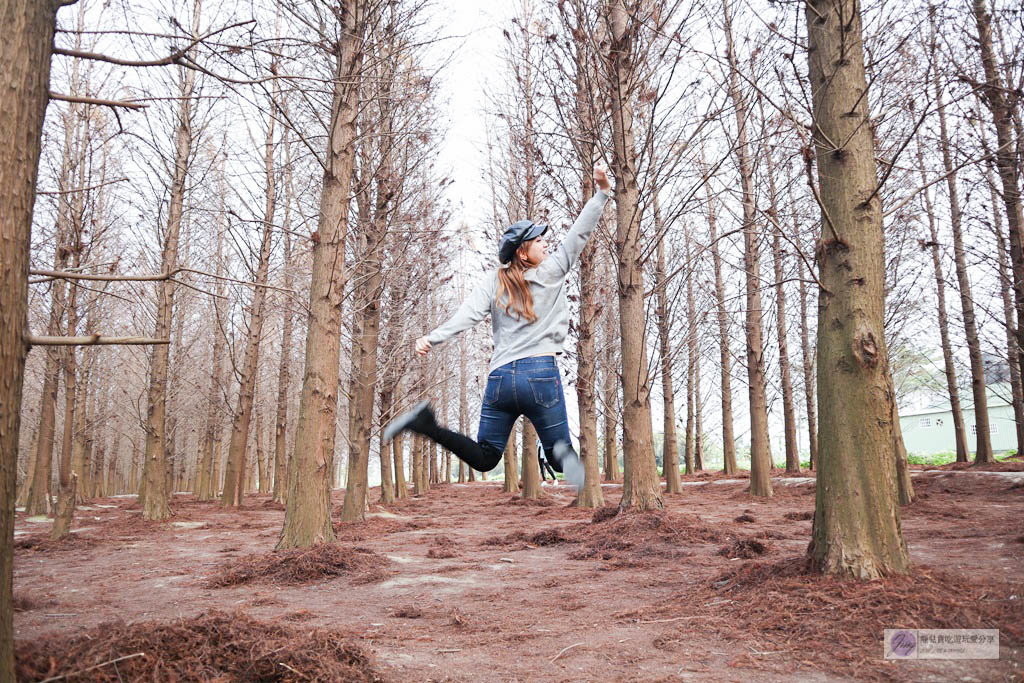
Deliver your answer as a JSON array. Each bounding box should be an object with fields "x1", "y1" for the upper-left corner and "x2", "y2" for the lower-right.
[{"x1": 498, "y1": 220, "x2": 548, "y2": 264}]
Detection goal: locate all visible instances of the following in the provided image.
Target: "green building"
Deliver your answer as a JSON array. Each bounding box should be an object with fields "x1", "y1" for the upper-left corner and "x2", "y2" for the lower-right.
[{"x1": 899, "y1": 383, "x2": 1019, "y2": 455}]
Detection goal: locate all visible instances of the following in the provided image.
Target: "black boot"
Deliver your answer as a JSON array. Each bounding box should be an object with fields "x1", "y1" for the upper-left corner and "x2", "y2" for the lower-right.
[{"x1": 382, "y1": 400, "x2": 437, "y2": 443}]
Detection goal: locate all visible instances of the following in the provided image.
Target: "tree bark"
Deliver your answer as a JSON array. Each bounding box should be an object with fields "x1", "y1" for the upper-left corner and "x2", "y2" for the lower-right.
[
  {"x1": 915, "y1": 139, "x2": 970, "y2": 462},
  {"x1": 24, "y1": 258, "x2": 64, "y2": 515},
  {"x1": 804, "y1": 0, "x2": 910, "y2": 578},
  {"x1": 393, "y1": 431, "x2": 408, "y2": 497},
  {"x1": 601, "y1": 291, "x2": 620, "y2": 482},
  {"x1": 457, "y1": 337, "x2": 468, "y2": 484},
  {"x1": 930, "y1": 16, "x2": 993, "y2": 463},
  {"x1": 655, "y1": 199, "x2": 681, "y2": 492},
  {"x1": 141, "y1": 0, "x2": 201, "y2": 521},
  {"x1": 1, "y1": 1, "x2": 59, "y2": 677},
  {"x1": 989, "y1": 162, "x2": 1024, "y2": 458},
  {"x1": 502, "y1": 427, "x2": 519, "y2": 493},
  {"x1": 606, "y1": 0, "x2": 661, "y2": 511},
  {"x1": 339, "y1": 176, "x2": 388, "y2": 521},
  {"x1": 520, "y1": 421, "x2": 542, "y2": 499},
  {"x1": 702, "y1": 156, "x2": 738, "y2": 475},
  {"x1": 272, "y1": 100, "x2": 295, "y2": 505},
  {"x1": 221, "y1": 170, "x2": 275, "y2": 506},
  {"x1": 797, "y1": 260, "x2": 818, "y2": 470},
  {"x1": 766, "y1": 155, "x2": 800, "y2": 473},
  {"x1": 683, "y1": 228, "x2": 697, "y2": 476},
  {"x1": 279, "y1": 0, "x2": 365, "y2": 548},
  {"x1": 971, "y1": 0, "x2": 1024, "y2": 454},
  {"x1": 723, "y1": 0, "x2": 772, "y2": 496},
  {"x1": 195, "y1": 207, "x2": 227, "y2": 501}
]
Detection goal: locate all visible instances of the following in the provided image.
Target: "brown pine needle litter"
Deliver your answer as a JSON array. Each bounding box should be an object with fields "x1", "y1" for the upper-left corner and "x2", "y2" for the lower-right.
[
  {"x1": 204, "y1": 543, "x2": 391, "y2": 587},
  {"x1": 15, "y1": 610, "x2": 383, "y2": 682},
  {"x1": 617, "y1": 555, "x2": 1024, "y2": 681}
]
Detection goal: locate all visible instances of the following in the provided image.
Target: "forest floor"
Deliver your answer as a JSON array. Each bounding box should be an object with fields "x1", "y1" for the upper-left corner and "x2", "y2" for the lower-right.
[{"x1": 11, "y1": 462, "x2": 1024, "y2": 682}]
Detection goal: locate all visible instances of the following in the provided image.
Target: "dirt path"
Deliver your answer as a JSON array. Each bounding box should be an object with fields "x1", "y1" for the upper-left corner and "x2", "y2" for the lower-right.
[{"x1": 13, "y1": 468, "x2": 1024, "y2": 681}]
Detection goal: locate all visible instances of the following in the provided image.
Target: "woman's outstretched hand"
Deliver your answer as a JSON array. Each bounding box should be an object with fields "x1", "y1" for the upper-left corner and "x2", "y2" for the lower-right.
[
  {"x1": 415, "y1": 336, "x2": 432, "y2": 356},
  {"x1": 594, "y1": 164, "x2": 611, "y2": 192}
]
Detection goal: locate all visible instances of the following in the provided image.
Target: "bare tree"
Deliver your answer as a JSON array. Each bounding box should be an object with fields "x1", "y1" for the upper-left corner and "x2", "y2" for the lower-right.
[
  {"x1": 722, "y1": 0, "x2": 772, "y2": 497},
  {"x1": 804, "y1": 0, "x2": 910, "y2": 578},
  {"x1": 278, "y1": 0, "x2": 368, "y2": 548},
  {"x1": 604, "y1": 0, "x2": 661, "y2": 511},
  {"x1": 1, "y1": 1, "x2": 63, "y2": 676}
]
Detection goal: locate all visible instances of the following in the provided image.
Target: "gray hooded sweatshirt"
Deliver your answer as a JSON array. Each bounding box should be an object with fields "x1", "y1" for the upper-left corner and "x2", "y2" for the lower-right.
[{"x1": 426, "y1": 190, "x2": 610, "y2": 372}]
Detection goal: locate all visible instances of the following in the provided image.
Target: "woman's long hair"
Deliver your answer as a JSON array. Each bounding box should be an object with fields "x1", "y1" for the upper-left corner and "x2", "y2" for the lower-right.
[{"x1": 495, "y1": 245, "x2": 537, "y2": 323}]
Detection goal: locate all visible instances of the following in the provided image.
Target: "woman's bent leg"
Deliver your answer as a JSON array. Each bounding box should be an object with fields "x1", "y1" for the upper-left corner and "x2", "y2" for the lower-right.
[{"x1": 383, "y1": 401, "x2": 505, "y2": 471}]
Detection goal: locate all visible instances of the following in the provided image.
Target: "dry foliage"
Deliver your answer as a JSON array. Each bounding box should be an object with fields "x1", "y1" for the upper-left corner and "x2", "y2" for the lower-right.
[
  {"x1": 204, "y1": 543, "x2": 390, "y2": 587},
  {"x1": 15, "y1": 610, "x2": 383, "y2": 682}
]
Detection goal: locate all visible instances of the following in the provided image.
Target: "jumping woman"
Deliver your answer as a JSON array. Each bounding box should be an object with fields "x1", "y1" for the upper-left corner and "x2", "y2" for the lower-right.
[{"x1": 383, "y1": 164, "x2": 613, "y2": 488}]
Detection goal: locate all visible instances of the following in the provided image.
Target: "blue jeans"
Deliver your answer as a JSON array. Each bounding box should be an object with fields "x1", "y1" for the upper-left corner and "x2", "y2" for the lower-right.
[{"x1": 476, "y1": 356, "x2": 573, "y2": 472}]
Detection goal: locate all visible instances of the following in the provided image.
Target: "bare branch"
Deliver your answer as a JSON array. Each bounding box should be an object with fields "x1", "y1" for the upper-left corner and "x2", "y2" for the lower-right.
[
  {"x1": 49, "y1": 92, "x2": 147, "y2": 109},
  {"x1": 26, "y1": 334, "x2": 170, "y2": 346}
]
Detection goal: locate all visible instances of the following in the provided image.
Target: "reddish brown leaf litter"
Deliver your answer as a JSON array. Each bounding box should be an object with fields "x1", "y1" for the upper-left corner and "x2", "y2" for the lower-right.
[
  {"x1": 717, "y1": 538, "x2": 770, "y2": 559},
  {"x1": 497, "y1": 494, "x2": 556, "y2": 507},
  {"x1": 15, "y1": 610, "x2": 383, "y2": 682},
  {"x1": 334, "y1": 515, "x2": 428, "y2": 541},
  {"x1": 627, "y1": 556, "x2": 1023, "y2": 681},
  {"x1": 14, "y1": 479, "x2": 1024, "y2": 680},
  {"x1": 14, "y1": 533, "x2": 97, "y2": 552},
  {"x1": 204, "y1": 543, "x2": 391, "y2": 587},
  {"x1": 923, "y1": 460, "x2": 1024, "y2": 472}
]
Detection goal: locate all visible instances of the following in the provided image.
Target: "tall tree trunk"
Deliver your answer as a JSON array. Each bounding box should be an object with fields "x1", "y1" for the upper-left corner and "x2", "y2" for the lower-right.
[
  {"x1": 141, "y1": 0, "x2": 200, "y2": 521},
  {"x1": 71, "y1": 356, "x2": 94, "y2": 503},
  {"x1": 606, "y1": 0, "x2": 661, "y2": 511},
  {"x1": 601, "y1": 295, "x2": 620, "y2": 482},
  {"x1": 655, "y1": 200, "x2": 681, "y2": 492},
  {"x1": 412, "y1": 434, "x2": 425, "y2": 495},
  {"x1": 273, "y1": 105, "x2": 295, "y2": 505},
  {"x1": 766, "y1": 156, "x2": 799, "y2": 473},
  {"x1": 279, "y1": 0, "x2": 365, "y2": 548},
  {"x1": 915, "y1": 139, "x2": 970, "y2": 462},
  {"x1": 221, "y1": 187, "x2": 275, "y2": 506},
  {"x1": 393, "y1": 431, "x2": 407, "y2": 497},
  {"x1": 457, "y1": 337, "x2": 468, "y2": 484},
  {"x1": 683, "y1": 228, "x2": 697, "y2": 476},
  {"x1": 703, "y1": 156, "x2": 737, "y2": 474},
  {"x1": 805, "y1": 0, "x2": 910, "y2": 578},
  {"x1": 972, "y1": 0, "x2": 1024, "y2": 444},
  {"x1": 930, "y1": 16, "x2": 992, "y2": 463},
  {"x1": 502, "y1": 427, "x2": 519, "y2": 493},
  {"x1": 195, "y1": 213, "x2": 226, "y2": 501},
  {"x1": 989, "y1": 162, "x2": 1024, "y2": 458},
  {"x1": 256, "y1": 410, "x2": 268, "y2": 494},
  {"x1": 694, "y1": 347, "x2": 704, "y2": 470},
  {"x1": 52, "y1": 246, "x2": 81, "y2": 539},
  {"x1": 341, "y1": 61, "x2": 397, "y2": 517},
  {"x1": 723, "y1": 0, "x2": 771, "y2": 496},
  {"x1": 339, "y1": 203, "x2": 386, "y2": 521},
  {"x1": 520, "y1": 421, "x2": 542, "y2": 499},
  {"x1": 797, "y1": 260, "x2": 818, "y2": 470},
  {"x1": 1, "y1": 2, "x2": 58, "y2": 677},
  {"x1": 564, "y1": 10, "x2": 603, "y2": 505},
  {"x1": 24, "y1": 278, "x2": 62, "y2": 515},
  {"x1": 378, "y1": 388, "x2": 395, "y2": 504}
]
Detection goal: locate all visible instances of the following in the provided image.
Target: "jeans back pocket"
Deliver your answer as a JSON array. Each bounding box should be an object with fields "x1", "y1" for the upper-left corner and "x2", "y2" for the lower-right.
[
  {"x1": 527, "y1": 376, "x2": 560, "y2": 409},
  {"x1": 483, "y1": 375, "x2": 503, "y2": 406}
]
